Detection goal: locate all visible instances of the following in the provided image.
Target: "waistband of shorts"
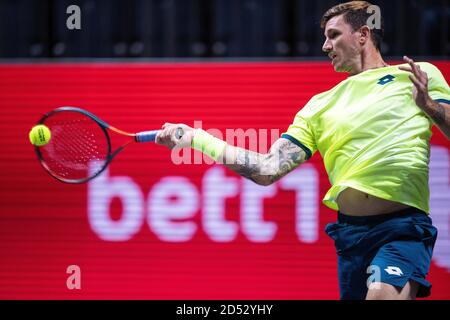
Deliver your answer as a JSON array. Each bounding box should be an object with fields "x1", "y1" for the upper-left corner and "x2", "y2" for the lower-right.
[{"x1": 337, "y1": 207, "x2": 427, "y2": 225}]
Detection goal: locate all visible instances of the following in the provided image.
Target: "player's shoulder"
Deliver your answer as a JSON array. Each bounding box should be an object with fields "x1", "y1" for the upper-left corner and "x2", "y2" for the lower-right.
[
  {"x1": 396, "y1": 61, "x2": 439, "y2": 73},
  {"x1": 419, "y1": 62, "x2": 448, "y2": 86},
  {"x1": 301, "y1": 89, "x2": 333, "y2": 114},
  {"x1": 298, "y1": 78, "x2": 349, "y2": 117},
  {"x1": 398, "y1": 61, "x2": 445, "y2": 82},
  {"x1": 310, "y1": 78, "x2": 347, "y2": 102},
  {"x1": 417, "y1": 61, "x2": 441, "y2": 72},
  {"x1": 416, "y1": 62, "x2": 446, "y2": 80}
]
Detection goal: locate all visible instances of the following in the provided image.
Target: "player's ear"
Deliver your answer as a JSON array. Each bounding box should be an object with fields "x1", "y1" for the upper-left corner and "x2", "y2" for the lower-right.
[{"x1": 358, "y1": 25, "x2": 371, "y2": 45}]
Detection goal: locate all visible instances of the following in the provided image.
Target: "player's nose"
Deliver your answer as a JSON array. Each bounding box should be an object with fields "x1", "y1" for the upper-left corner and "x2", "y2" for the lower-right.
[{"x1": 322, "y1": 39, "x2": 332, "y2": 53}]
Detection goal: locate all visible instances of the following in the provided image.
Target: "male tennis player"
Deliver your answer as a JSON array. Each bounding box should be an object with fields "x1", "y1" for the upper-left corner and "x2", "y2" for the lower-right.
[{"x1": 156, "y1": 1, "x2": 450, "y2": 299}]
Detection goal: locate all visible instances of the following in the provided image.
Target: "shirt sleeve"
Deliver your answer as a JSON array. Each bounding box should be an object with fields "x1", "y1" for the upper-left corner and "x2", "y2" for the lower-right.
[
  {"x1": 422, "y1": 63, "x2": 450, "y2": 104},
  {"x1": 281, "y1": 100, "x2": 317, "y2": 160}
]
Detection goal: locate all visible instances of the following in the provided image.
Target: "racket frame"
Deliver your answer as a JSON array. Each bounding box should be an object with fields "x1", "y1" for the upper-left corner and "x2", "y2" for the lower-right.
[
  {"x1": 35, "y1": 106, "x2": 180, "y2": 184},
  {"x1": 35, "y1": 107, "x2": 135, "y2": 184}
]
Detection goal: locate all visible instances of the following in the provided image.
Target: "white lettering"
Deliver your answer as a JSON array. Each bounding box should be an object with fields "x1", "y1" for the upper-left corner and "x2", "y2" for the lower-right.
[
  {"x1": 66, "y1": 5, "x2": 81, "y2": 30},
  {"x1": 87, "y1": 165, "x2": 321, "y2": 244},
  {"x1": 366, "y1": 5, "x2": 381, "y2": 30},
  {"x1": 88, "y1": 167, "x2": 144, "y2": 241},
  {"x1": 241, "y1": 179, "x2": 277, "y2": 242},
  {"x1": 203, "y1": 166, "x2": 239, "y2": 242},
  {"x1": 430, "y1": 146, "x2": 450, "y2": 272},
  {"x1": 148, "y1": 177, "x2": 199, "y2": 242},
  {"x1": 66, "y1": 265, "x2": 81, "y2": 290},
  {"x1": 280, "y1": 164, "x2": 319, "y2": 243}
]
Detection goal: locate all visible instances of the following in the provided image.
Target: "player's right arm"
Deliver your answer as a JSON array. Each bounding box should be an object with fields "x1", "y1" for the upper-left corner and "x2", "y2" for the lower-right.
[
  {"x1": 221, "y1": 137, "x2": 308, "y2": 185},
  {"x1": 156, "y1": 124, "x2": 308, "y2": 185}
]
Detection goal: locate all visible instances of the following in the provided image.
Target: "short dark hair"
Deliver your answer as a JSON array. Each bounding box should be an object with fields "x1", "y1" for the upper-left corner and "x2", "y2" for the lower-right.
[{"x1": 320, "y1": 1, "x2": 384, "y2": 51}]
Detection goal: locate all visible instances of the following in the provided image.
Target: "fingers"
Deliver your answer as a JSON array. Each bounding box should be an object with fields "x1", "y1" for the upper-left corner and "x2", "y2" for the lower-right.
[
  {"x1": 398, "y1": 65, "x2": 412, "y2": 72},
  {"x1": 155, "y1": 129, "x2": 166, "y2": 145},
  {"x1": 156, "y1": 123, "x2": 174, "y2": 146},
  {"x1": 400, "y1": 55, "x2": 428, "y2": 87},
  {"x1": 156, "y1": 123, "x2": 186, "y2": 149},
  {"x1": 401, "y1": 56, "x2": 419, "y2": 77},
  {"x1": 403, "y1": 55, "x2": 418, "y2": 73},
  {"x1": 409, "y1": 74, "x2": 427, "y2": 92},
  {"x1": 408, "y1": 74, "x2": 421, "y2": 88},
  {"x1": 403, "y1": 56, "x2": 426, "y2": 79},
  {"x1": 403, "y1": 55, "x2": 416, "y2": 70}
]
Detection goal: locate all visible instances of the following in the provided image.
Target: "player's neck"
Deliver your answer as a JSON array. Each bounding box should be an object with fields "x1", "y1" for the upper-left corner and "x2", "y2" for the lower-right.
[{"x1": 350, "y1": 51, "x2": 389, "y2": 76}]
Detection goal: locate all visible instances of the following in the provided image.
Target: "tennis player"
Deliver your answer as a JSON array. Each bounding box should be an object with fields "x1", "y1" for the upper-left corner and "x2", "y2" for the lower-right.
[{"x1": 156, "y1": 1, "x2": 450, "y2": 300}]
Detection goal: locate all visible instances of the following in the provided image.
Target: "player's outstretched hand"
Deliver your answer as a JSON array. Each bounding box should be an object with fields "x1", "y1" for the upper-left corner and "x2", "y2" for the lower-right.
[
  {"x1": 155, "y1": 123, "x2": 195, "y2": 149},
  {"x1": 398, "y1": 55, "x2": 432, "y2": 109}
]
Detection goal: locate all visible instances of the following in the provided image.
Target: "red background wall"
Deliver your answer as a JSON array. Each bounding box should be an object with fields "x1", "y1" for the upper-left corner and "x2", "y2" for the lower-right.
[{"x1": 0, "y1": 61, "x2": 449, "y2": 299}]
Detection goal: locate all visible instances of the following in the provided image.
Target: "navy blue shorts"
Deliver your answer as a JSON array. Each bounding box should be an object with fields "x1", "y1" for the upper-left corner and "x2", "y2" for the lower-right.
[{"x1": 325, "y1": 207, "x2": 437, "y2": 300}]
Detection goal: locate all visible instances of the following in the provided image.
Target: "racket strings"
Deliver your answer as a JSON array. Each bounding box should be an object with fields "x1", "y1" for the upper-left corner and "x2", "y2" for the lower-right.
[{"x1": 39, "y1": 112, "x2": 109, "y2": 181}]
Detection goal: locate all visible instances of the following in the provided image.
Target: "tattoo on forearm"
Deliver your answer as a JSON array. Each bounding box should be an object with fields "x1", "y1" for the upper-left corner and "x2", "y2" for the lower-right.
[
  {"x1": 226, "y1": 139, "x2": 307, "y2": 185},
  {"x1": 424, "y1": 101, "x2": 450, "y2": 139},
  {"x1": 232, "y1": 149, "x2": 264, "y2": 183},
  {"x1": 428, "y1": 102, "x2": 446, "y2": 125},
  {"x1": 269, "y1": 141, "x2": 305, "y2": 182}
]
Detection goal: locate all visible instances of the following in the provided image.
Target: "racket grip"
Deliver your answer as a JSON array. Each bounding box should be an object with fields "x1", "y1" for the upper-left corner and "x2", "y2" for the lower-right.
[{"x1": 135, "y1": 130, "x2": 160, "y2": 143}]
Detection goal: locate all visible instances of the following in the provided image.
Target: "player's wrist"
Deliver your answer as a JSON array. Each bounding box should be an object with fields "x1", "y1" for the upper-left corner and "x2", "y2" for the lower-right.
[
  {"x1": 191, "y1": 129, "x2": 227, "y2": 161},
  {"x1": 424, "y1": 97, "x2": 438, "y2": 110}
]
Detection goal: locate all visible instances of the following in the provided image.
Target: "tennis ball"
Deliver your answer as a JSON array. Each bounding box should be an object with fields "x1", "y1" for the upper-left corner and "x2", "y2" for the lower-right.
[{"x1": 29, "y1": 124, "x2": 51, "y2": 146}]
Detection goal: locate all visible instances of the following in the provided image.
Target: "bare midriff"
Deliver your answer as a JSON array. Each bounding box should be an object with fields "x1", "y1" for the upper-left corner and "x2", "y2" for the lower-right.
[{"x1": 337, "y1": 187, "x2": 411, "y2": 216}]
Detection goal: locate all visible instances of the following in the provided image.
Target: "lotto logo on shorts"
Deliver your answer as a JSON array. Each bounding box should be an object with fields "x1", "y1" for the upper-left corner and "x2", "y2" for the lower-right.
[{"x1": 384, "y1": 266, "x2": 403, "y2": 276}]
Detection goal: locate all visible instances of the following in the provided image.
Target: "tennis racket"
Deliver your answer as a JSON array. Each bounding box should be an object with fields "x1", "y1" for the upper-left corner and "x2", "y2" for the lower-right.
[{"x1": 33, "y1": 106, "x2": 183, "y2": 184}]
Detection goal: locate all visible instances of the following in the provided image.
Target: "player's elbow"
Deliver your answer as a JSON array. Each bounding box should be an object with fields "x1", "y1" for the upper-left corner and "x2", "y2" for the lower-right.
[
  {"x1": 250, "y1": 156, "x2": 284, "y2": 186},
  {"x1": 252, "y1": 176, "x2": 275, "y2": 186},
  {"x1": 253, "y1": 167, "x2": 279, "y2": 186}
]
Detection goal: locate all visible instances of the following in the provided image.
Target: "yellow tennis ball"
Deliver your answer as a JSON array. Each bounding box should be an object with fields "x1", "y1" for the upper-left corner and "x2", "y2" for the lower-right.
[{"x1": 29, "y1": 124, "x2": 51, "y2": 146}]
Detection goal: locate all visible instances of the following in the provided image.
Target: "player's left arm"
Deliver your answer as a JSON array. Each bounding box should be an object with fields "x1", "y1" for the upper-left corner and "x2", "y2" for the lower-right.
[{"x1": 399, "y1": 56, "x2": 450, "y2": 140}]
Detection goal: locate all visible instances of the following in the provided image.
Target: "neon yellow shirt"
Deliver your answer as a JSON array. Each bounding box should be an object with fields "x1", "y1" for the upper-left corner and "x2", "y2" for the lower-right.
[{"x1": 282, "y1": 62, "x2": 450, "y2": 213}]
